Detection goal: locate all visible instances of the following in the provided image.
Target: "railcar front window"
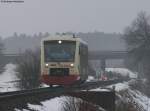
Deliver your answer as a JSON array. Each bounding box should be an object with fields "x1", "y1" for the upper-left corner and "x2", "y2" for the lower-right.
[{"x1": 44, "y1": 41, "x2": 76, "y2": 62}]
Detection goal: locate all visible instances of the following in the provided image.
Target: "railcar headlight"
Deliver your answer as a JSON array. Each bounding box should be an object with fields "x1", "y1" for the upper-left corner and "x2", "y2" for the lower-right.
[
  {"x1": 45, "y1": 64, "x2": 49, "y2": 67},
  {"x1": 58, "y1": 40, "x2": 62, "y2": 44},
  {"x1": 70, "y1": 63, "x2": 74, "y2": 67}
]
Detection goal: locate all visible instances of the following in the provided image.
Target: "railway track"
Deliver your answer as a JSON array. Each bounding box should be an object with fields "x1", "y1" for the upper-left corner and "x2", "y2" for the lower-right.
[
  {"x1": 0, "y1": 86, "x2": 64, "y2": 99},
  {"x1": 0, "y1": 78, "x2": 129, "y2": 98},
  {"x1": 0, "y1": 78, "x2": 129, "y2": 111},
  {"x1": 80, "y1": 78, "x2": 129, "y2": 89}
]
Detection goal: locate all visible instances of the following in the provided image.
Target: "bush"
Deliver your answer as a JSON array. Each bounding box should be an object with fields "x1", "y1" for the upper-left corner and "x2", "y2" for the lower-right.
[
  {"x1": 61, "y1": 96, "x2": 105, "y2": 111},
  {"x1": 16, "y1": 49, "x2": 41, "y2": 90}
]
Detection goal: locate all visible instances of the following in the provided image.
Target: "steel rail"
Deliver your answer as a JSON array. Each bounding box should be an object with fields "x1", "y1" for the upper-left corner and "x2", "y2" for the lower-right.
[{"x1": 0, "y1": 86, "x2": 64, "y2": 99}]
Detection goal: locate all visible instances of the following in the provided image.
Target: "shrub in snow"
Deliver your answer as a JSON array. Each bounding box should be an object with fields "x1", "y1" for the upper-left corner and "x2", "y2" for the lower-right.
[
  {"x1": 116, "y1": 89, "x2": 148, "y2": 111},
  {"x1": 129, "y1": 79, "x2": 150, "y2": 97},
  {"x1": 61, "y1": 96, "x2": 105, "y2": 111},
  {"x1": 16, "y1": 49, "x2": 40, "y2": 89}
]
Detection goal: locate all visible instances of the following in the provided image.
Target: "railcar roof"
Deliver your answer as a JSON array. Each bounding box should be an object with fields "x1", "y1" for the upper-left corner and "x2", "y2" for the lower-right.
[{"x1": 42, "y1": 35, "x2": 87, "y2": 44}]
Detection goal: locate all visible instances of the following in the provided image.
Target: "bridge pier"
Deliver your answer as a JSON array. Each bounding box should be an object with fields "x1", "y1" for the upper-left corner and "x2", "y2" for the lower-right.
[
  {"x1": 96, "y1": 58, "x2": 106, "y2": 79},
  {"x1": 100, "y1": 58, "x2": 106, "y2": 72}
]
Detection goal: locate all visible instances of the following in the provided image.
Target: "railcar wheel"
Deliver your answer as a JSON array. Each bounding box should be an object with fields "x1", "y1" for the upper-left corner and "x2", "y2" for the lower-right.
[{"x1": 49, "y1": 85, "x2": 53, "y2": 88}]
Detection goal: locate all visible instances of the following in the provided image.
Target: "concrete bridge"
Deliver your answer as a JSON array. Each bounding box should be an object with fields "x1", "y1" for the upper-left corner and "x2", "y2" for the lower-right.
[
  {"x1": 89, "y1": 51, "x2": 128, "y2": 71},
  {"x1": 0, "y1": 51, "x2": 128, "y2": 70},
  {"x1": 89, "y1": 51, "x2": 127, "y2": 59},
  {"x1": 0, "y1": 54, "x2": 20, "y2": 65}
]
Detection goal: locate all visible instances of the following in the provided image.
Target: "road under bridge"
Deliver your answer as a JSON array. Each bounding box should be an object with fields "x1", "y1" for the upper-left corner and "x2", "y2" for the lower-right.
[{"x1": 89, "y1": 51, "x2": 128, "y2": 71}]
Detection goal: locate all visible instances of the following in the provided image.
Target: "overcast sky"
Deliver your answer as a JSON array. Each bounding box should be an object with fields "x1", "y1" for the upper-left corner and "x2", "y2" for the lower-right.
[{"x1": 0, "y1": 0, "x2": 150, "y2": 37}]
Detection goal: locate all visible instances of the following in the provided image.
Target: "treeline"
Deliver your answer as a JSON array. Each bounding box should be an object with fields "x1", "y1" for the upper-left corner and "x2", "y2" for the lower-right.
[
  {"x1": 2, "y1": 32, "x2": 50, "y2": 54},
  {"x1": 1, "y1": 32, "x2": 125, "y2": 54}
]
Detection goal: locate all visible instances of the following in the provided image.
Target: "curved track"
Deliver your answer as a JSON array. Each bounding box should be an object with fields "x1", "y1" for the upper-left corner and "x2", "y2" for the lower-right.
[
  {"x1": 0, "y1": 78, "x2": 129, "y2": 111},
  {"x1": 0, "y1": 78, "x2": 129, "y2": 98}
]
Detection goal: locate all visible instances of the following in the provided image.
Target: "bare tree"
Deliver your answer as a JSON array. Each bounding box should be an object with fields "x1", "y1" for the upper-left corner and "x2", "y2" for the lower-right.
[
  {"x1": 88, "y1": 62, "x2": 96, "y2": 77},
  {"x1": 0, "y1": 37, "x2": 4, "y2": 71},
  {"x1": 16, "y1": 49, "x2": 41, "y2": 89},
  {"x1": 123, "y1": 11, "x2": 150, "y2": 80},
  {"x1": 0, "y1": 37, "x2": 3, "y2": 55}
]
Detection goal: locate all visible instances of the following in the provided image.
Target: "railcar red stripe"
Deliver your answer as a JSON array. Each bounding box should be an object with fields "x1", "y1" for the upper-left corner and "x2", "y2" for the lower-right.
[{"x1": 41, "y1": 75, "x2": 80, "y2": 85}]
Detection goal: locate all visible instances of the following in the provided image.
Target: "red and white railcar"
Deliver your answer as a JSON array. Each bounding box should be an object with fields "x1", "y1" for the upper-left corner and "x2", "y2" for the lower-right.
[{"x1": 41, "y1": 35, "x2": 88, "y2": 86}]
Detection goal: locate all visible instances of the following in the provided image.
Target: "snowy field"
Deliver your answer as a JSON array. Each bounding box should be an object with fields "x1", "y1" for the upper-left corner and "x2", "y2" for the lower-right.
[
  {"x1": 0, "y1": 63, "x2": 19, "y2": 92},
  {"x1": 15, "y1": 96, "x2": 66, "y2": 111},
  {"x1": 0, "y1": 64, "x2": 150, "y2": 111},
  {"x1": 106, "y1": 68, "x2": 138, "y2": 79}
]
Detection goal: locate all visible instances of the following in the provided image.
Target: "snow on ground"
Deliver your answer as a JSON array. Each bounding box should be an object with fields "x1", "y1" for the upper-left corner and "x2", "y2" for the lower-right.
[
  {"x1": 27, "y1": 97, "x2": 63, "y2": 111},
  {"x1": 15, "y1": 96, "x2": 72, "y2": 111},
  {"x1": 88, "y1": 81, "x2": 129, "y2": 92},
  {"x1": 106, "y1": 68, "x2": 138, "y2": 78},
  {"x1": 90, "y1": 88, "x2": 111, "y2": 92},
  {"x1": 0, "y1": 63, "x2": 17, "y2": 82},
  {"x1": 125, "y1": 89, "x2": 150, "y2": 111},
  {"x1": 86, "y1": 76, "x2": 96, "y2": 82},
  {"x1": 108, "y1": 82, "x2": 129, "y2": 92},
  {"x1": 107, "y1": 80, "x2": 150, "y2": 111},
  {"x1": 106, "y1": 80, "x2": 150, "y2": 111},
  {"x1": 0, "y1": 63, "x2": 19, "y2": 92},
  {"x1": 89, "y1": 68, "x2": 150, "y2": 111}
]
